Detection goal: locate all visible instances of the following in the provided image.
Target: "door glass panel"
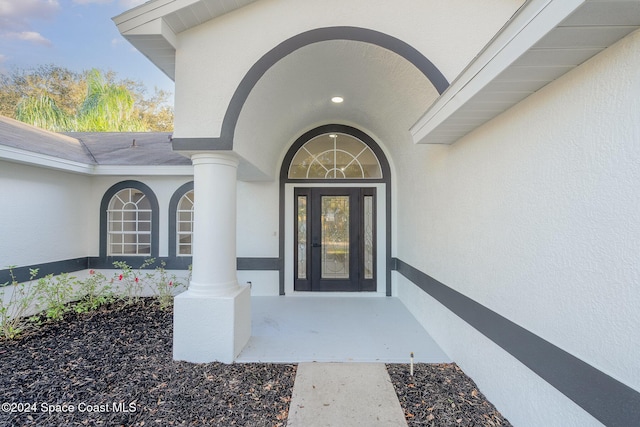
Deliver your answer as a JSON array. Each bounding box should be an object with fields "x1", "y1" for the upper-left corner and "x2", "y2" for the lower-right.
[
  {"x1": 321, "y1": 196, "x2": 349, "y2": 279},
  {"x1": 364, "y1": 195, "x2": 374, "y2": 279},
  {"x1": 297, "y1": 196, "x2": 307, "y2": 279}
]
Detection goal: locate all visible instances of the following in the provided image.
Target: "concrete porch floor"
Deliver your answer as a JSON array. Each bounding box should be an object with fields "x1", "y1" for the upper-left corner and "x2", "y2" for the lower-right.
[{"x1": 236, "y1": 296, "x2": 451, "y2": 363}]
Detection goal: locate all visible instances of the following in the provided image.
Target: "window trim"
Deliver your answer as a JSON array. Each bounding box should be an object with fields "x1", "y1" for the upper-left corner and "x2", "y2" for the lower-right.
[
  {"x1": 99, "y1": 180, "x2": 159, "y2": 259},
  {"x1": 288, "y1": 133, "x2": 383, "y2": 180},
  {"x1": 168, "y1": 181, "x2": 195, "y2": 258}
]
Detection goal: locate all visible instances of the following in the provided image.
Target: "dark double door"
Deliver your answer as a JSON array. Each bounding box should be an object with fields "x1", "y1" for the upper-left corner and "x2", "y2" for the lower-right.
[{"x1": 294, "y1": 187, "x2": 375, "y2": 292}]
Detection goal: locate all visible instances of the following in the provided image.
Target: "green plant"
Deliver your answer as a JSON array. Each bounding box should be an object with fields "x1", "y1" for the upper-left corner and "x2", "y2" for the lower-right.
[
  {"x1": 0, "y1": 267, "x2": 39, "y2": 340},
  {"x1": 34, "y1": 272, "x2": 77, "y2": 321},
  {"x1": 73, "y1": 269, "x2": 115, "y2": 314},
  {"x1": 113, "y1": 258, "x2": 155, "y2": 304},
  {"x1": 153, "y1": 261, "x2": 186, "y2": 309}
]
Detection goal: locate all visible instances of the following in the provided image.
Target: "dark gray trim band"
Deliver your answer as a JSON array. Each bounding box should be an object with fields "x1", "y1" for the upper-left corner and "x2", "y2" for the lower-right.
[
  {"x1": 171, "y1": 137, "x2": 232, "y2": 151},
  {"x1": 0, "y1": 258, "x2": 88, "y2": 285},
  {"x1": 173, "y1": 26, "x2": 449, "y2": 152},
  {"x1": 1, "y1": 256, "x2": 280, "y2": 286},
  {"x1": 393, "y1": 258, "x2": 640, "y2": 427},
  {"x1": 237, "y1": 257, "x2": 280, "y2": 270}
]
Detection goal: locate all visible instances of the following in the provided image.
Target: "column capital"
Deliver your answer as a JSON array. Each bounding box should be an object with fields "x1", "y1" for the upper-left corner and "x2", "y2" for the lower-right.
[{"x1": 191, "y1": 151, "x2": 239, "y2": 168}]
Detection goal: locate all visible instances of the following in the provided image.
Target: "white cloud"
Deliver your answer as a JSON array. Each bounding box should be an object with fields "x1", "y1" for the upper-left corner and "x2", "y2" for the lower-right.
[
  {"x1": 7, "y1": 31, "x2": 53, "y2": 47},
  {"x1": 0, "y1": 0, "x2": 60, "y2": 30}
]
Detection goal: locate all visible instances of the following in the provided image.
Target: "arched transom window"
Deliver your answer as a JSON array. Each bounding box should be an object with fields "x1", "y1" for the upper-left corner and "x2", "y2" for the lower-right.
[
  {"x1": 107, "y1": 188, "x2": 152, "y2": 255},
  {"x1": 176, "y1": 190, "x2": 195, "y2": 255},
  {"x1": 288, "y1": 133, "x2": 382, "y2": 179}
]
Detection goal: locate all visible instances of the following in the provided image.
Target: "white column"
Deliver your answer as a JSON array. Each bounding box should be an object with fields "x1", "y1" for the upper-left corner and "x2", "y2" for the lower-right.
[
  {"x1": 189, "y1": 152, "x2": 240, "y2": 296},
  {"x1": 173, "y1": 152, "x2": 251, "y2": 363}
]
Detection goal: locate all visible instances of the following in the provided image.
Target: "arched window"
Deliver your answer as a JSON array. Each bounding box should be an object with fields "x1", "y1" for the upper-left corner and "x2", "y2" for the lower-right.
[
  {"x1": 100, "y1": 181, "x2": 159, "y2": 259},
  {"x1": 176, "y1": 190, "x2": 195, "y2": 256},
  {"x1": 107, "y1": 188, "x2": 152, "y2": 255},
  {"x1": 168, "y1": 181, "x2": 194, "y2": 259},
  {"x1": 288, "y1": 133, "x2": 382, "y2": 179}
]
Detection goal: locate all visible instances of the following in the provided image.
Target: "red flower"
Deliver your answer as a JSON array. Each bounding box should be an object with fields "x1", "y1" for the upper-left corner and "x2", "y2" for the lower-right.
[
  {"x1": 89, "y1": 269, "x2": 95, "y2": 275},
  {"x1": 135, "y1": 277, "x2": 139, "y2": 283},
  {"x1": 169, "y1": 281, "x2": 173, "y2": 287},
  {"x1": 119, "y1": 274, "x2": 123, "y2": 280}
]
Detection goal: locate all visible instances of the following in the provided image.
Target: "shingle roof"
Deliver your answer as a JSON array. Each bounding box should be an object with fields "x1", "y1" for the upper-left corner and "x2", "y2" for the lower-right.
[
  {"x1": 0, "y1": 115, "x2": 94, "y2": 164},
  {"x1": 0, "y1": 116, "x2": 190, "y2": 166},
  {"x1": 66, "y1": 132, "x2": 190, "y2": 166}
]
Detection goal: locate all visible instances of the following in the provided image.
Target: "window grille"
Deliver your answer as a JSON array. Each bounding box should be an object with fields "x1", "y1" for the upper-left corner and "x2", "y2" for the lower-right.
[
  {"x1": 176, "y1": 190, "x2": 194, "y2": 255},
  {"x1": 107, "y1": 188, "x2": 152, "y2": 255},
  {"x1": 288, "y1": 133, "x2": 382, "y2": 179}
]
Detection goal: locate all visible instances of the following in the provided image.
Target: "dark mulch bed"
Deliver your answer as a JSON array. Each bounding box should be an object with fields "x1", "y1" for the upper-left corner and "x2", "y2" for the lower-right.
[
  {"x1": 388, "y1": 363, "x2": 512, "y2": 426},
  {"x1": 0, "y1": 300, "x2": 296, "y2": 426},
  {"x1": 1, "y1": 299, "x2": 511, "y2": 426}
]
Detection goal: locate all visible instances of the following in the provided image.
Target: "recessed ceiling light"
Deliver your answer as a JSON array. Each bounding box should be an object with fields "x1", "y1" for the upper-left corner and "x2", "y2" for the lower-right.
[{"x1": 331, "y1": 96, "x2": 344, "y2": 104}]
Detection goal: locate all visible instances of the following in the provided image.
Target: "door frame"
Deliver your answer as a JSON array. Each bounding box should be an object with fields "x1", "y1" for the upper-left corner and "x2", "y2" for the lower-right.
[
  {"x1": 278, "y1": 124, "x2": 392, "y2": 296},
  {"x1": 294, "y1": 187, "x2": 376, "y2": 292},
  {"x1": 284, "y1": 182, "x2": 386, "y2": 295}
]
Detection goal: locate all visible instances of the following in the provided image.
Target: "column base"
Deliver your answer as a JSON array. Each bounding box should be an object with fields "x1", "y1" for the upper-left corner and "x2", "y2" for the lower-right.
[{"x1": 173, "y1": 284, "x2": 251, "y2": 363}]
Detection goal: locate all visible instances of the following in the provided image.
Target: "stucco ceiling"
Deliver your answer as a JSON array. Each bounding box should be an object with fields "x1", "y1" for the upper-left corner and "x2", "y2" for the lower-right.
[{"x1": 234, "y1": 39, "x2": 439, "y2": 175}]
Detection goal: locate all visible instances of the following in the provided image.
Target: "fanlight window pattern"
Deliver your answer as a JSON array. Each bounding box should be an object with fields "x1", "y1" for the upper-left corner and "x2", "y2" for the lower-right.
[
  {"x1": 107, "y1": 188, "x2": 152, "y2": 255},
  {"x1": 176, "y1": 190, "x2": 195, "y2": 256},
  {"x1": 289, "y1": 133, "x2": 382, "y2": 179}
]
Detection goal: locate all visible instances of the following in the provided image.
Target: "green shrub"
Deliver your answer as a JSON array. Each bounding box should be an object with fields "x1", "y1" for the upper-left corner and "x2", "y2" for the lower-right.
[
  {"x1": 73, "y1": 269, "x2": 115, "y2": 314},
  {"x1": 0, "y1": 267, "x2": 39, "y2": 340},
  {"x1": 34, "y1": 272, "x2": 77, "y2": 321}
]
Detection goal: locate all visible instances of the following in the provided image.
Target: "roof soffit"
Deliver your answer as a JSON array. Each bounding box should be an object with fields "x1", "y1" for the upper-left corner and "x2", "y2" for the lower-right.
[
  {"x1": 112, "y1": 0, "x2": 260, "y2": 80},
  {"x1": 411, "y1": 0, "x2": 640, "y2": 145}
]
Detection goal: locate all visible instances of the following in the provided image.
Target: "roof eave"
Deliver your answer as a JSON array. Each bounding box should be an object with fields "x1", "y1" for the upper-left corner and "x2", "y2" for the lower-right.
[
  {"x1": 411, "y1": 0, "x2": 640, "y2": 145},
  {"x1": 112, "y1": 0, "x2": 260, "y2": 82}
]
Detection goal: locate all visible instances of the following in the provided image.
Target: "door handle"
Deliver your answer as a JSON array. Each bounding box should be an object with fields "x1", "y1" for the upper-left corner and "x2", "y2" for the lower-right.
[{"x1": 312, "y1": 243, "x2": 322, "y2": 248}]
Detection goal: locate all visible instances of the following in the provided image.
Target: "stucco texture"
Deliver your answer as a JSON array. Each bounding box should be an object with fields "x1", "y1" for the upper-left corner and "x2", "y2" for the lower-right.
[{"x1": 394, "y1": 30, "x2": 640, "y2": 426}]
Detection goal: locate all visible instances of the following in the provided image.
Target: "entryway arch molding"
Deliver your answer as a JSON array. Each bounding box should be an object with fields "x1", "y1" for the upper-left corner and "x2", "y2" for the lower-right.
[
  {"x1": 279, "y1": 124, "x2": 392, "y2": 296},
  {"x1": 171, "y1": 26, "x2": 449, "y2": 151}
]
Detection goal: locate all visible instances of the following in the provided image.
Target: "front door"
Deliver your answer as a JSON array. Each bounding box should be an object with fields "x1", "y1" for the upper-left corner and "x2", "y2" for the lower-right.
[{"x1": 295, "y1": 187, "x2": 375, "y2": 291}]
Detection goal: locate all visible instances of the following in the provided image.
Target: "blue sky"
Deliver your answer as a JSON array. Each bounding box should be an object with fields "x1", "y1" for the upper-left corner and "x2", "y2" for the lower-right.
[{"x1": 0, "y1": 0, "x2": 174, "y2": 101}]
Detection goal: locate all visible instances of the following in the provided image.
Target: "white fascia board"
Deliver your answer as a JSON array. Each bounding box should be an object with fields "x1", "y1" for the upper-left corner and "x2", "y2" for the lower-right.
[
  {"x1": 0, "y1": 146, "x2": 94, "y2": 175},
  {"x1": 113, "y1": 0, "x2": 198, "y2": 33},
  {"x1": 411, "y1": 0, "x2": 586, "y2": 145},
  {"x1": 0, "y1": 146, "x2": 194, "y2": 176},
  {"x1": 92, "y1": 165, "x2": 194, "y2": 176},
  {"x1": 120, "y1": 17, "x2": 178, "y2": 48}
]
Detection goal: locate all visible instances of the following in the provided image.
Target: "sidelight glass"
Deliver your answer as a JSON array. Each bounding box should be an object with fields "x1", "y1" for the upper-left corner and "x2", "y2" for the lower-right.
[
  {"x1": 297, "y1": 195, "x2": 307, "y2": 279},
  {"x1": 364, "y1": 195, "x2": 374, "y2": 279}
]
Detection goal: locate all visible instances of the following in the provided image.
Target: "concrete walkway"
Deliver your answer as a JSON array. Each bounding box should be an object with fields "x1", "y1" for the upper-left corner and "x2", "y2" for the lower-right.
[{"x1": 287, "y1": 363, "x2": 407, "y2": 427}]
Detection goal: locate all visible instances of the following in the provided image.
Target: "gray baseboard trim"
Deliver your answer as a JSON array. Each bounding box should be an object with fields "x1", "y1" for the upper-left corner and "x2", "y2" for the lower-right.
[
  {"x1": 1, "y1": 257, "x2": 280, "y2": 286},
  {"x1": 237, "y1": 257, "x2": 280, "y2": 270},
  {"x1": 393, "y1": 257, "x2": 640, "y2": 427},
  {"x1": 0, "y1": 258, "x2": 89, "y2": 285}
]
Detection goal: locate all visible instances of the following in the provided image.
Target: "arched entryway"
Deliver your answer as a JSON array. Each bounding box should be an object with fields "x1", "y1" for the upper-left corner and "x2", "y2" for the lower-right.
[{"x1": 279, "y1": 124, "x2": 391, "y2": 295}]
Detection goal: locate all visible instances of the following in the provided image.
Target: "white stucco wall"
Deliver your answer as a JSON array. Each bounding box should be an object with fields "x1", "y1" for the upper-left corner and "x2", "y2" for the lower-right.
[
  {"x1": 173, "y1": 0, "x2": 523, "y2": 139},
  {"x1": 394, "y1": 31, "x2": 640, "y2": 426},
  {"x1": 0, "y1": 161, "x2": 92, "y2": 268},
  {"x1": 236, "y1": 181, "x2": 279, "y2": 258}
]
